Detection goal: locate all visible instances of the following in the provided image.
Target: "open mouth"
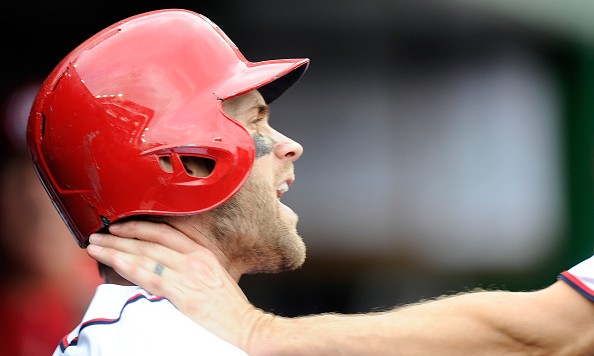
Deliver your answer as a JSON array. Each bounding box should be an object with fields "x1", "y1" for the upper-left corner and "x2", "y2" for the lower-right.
[{"x1": 277, "y1": 181, "x2": 289, "y2": 199}]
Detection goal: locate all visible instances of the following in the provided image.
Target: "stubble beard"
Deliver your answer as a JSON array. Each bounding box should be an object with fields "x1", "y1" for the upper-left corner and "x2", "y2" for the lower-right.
[{"x1": 204, "y1": 172, "x2": 306, "y2": 275}]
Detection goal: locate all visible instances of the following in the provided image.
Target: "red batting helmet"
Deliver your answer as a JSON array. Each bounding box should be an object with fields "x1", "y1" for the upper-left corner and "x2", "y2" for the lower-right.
[{"x1": 27, "y1": 9, "x2": 309, "y2": 247}]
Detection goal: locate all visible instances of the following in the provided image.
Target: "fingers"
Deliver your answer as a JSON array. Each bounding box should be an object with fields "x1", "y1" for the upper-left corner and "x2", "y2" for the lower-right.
[
  {"x1": 109, "y1": 221, "x2": 196, "y2": 253},
  {"x1": 87, "y1": 233, "x2": 171, "y2": 284},
  {"x1": 86, "y1": 224, "x2": 224, "y2": 299},
  {"x1": 88, "y1": 238, "x2": 187, "y2": 300},
  {"x1": 89, "y1": 223, "x2": 219, "y2": 276}
]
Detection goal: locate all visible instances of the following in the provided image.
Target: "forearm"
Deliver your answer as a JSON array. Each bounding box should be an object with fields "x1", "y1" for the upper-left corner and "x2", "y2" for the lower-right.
[
  {"x1": 248, "y1": 281, "x2": 594, "y2": 355},
  {"x1": 250, "y1": 302, "x2": 517, "y2": 355}
]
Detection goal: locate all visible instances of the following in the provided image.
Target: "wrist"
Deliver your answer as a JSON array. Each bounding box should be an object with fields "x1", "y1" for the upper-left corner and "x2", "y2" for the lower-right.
[
  {"x1": 237, "y1": 306, "x2": 275, "y2": 355},
  {"x1": 245, "y1": 311, "x2": 295, "y2": 355}
]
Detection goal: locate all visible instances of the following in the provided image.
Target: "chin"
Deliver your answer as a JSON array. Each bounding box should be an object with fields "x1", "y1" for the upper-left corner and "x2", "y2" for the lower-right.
[
  {"x1": 250, "y1": 232, "x2": 306, "y2": 275},
  {"x1": 279, "y1": 232, "x2": 307, "y2": 271}
]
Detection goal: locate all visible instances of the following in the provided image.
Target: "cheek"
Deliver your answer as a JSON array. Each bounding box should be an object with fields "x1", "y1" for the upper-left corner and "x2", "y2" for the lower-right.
[{"x1": 248, "y1": 159, "x2": 276, "y2": 197}]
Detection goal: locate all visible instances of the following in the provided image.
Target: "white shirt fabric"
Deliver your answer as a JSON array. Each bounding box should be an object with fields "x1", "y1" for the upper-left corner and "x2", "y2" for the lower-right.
[
  {"x1": 54, "y1": 284, "x2": 247, "y2": 355},
  {"x1": 559, "y1": 255, "x2": 594, "y2": 302}
]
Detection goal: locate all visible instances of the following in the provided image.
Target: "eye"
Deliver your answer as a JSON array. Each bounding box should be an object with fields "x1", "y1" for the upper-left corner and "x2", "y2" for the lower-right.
[
  {"x1": 249, "y1": 116, "x2": 268, "y2": 134},
  {"x1": 251, "y1": 116, "x2": 265, "y2": 125}
]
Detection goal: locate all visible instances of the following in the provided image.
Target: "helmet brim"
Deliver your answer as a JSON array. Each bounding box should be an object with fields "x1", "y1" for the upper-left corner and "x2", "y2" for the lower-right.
[{"x1": 217, "y1": 58, "x2": 309, "y2": 104}]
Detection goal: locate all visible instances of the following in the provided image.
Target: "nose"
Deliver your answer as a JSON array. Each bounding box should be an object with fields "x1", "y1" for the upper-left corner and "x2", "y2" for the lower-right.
[{"x1": 274, "y1": 132, "x2": 303, "y2": 162}]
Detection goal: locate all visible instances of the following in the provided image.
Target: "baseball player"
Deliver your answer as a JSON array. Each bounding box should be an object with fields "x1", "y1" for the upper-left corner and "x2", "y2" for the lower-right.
[{"x1": 27, "y1": 9, "x2": 308, "y2": 355}]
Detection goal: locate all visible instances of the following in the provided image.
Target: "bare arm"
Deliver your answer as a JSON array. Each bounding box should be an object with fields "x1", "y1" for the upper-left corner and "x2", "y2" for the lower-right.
[
  {"x1": 88, "y1": 221, "x2": 594, "y2": 355},
  {"x1": 252, "y1": 281, "x2": 594, "y2": 355}
]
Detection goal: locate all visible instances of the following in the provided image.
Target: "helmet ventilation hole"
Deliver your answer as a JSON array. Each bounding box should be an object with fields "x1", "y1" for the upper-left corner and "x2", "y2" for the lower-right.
[
  {"x1": 158, "y1": 155, "x2": 215, "y2": 177},
  {"x1": 158, "y1": 156, "x2": 173, "y2": 173},
  {"x1": 180, "y1": 156, "x2": 215, "y2": 177}
]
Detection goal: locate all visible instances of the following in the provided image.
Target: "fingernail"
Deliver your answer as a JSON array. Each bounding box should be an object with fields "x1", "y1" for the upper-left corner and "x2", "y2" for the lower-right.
[
  {"x1": 87, "y1": 244, "x2": 102, "y2": 253},
  {"x1": 89, "y1": 234, "x2": 102, "y2": 243},
  {"x1": 109, "y1": 223, "x2": 121, "y2": 231}
]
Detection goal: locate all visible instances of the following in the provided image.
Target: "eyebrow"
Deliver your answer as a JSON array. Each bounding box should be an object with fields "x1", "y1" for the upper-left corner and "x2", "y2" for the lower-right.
[{"x1": 256, "y1": 104, "x2": 269, "y2": 118}]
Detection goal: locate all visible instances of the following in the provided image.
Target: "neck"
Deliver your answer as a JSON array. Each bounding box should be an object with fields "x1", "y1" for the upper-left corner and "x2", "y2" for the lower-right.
[
  {"x1": 156, "y1": 216, "x2": 248, "y2": 283},
  {"x1": 99, "y1": 216, "x2": 247, "y2": 286}
]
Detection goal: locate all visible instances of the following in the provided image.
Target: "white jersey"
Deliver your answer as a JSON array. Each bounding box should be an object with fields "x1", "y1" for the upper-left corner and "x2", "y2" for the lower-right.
[
  {"x1": 559, "y1": 255, "x2": 594, "y2": 302},
  {"x1": 54, "y1": 284, "x2": 246, "y2": 355}
]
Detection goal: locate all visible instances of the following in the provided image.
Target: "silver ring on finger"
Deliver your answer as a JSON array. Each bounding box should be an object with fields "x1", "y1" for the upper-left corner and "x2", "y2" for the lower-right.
[{"x1": 153, "y1": 263, "x2": 165, "y2": 277}]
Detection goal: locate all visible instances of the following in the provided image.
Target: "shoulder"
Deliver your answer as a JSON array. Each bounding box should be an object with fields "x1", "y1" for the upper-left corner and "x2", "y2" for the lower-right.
[{"x1": 57, "y1": 284, "x2": 246, "y2": 355}]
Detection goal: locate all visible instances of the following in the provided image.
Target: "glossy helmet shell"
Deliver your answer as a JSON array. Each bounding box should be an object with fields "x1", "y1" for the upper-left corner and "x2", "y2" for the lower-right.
[{"x1": 27, "y1": 9, "x2": 309, "y2": 247}]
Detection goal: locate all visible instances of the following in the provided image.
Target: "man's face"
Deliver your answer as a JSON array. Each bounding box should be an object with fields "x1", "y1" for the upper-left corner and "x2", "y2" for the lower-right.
[{"x1": 205, "y1": 89, "x2": 306, "y2": 274}]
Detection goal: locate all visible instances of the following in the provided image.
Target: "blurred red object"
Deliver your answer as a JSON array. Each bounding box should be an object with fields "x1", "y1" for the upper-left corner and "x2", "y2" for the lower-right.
[{"x1": 0, "y1": 83, "x2": 102, "y2": 356}]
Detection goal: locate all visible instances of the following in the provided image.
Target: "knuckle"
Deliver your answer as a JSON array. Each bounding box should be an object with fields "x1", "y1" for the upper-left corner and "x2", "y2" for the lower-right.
[
  {"x1": 125, "y1": 220, "x2": 140, "y2": 230},
  {"x1": 152, "y1": 276, "x2": 167, "y2": 290}
]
